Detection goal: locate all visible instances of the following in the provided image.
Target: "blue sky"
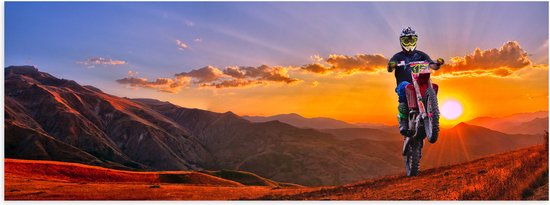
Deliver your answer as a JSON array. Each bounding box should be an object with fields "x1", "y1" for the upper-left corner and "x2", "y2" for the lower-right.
[
  {"x1": 7, "y1": 2, "x2": 548, "y2": 78},
  {"x1": 5, "y1": 2, "x2": 549, "y2": 123}
]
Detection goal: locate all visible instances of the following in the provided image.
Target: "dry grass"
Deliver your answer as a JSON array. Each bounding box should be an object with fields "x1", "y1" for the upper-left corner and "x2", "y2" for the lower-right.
[
  {"x1": 5, "y1": 159, "x2": 243, "y2": 186},
  {"x1": 5, "y1": 145, "x2": 548, "y2": 200},
  {"x1": 5, "y1": 177, "x2": 301, "y2": 200},
  {"x1": 4, "y1": 159, "x2": 305, "y2": 200},
  {"x1": 261, "y1": 145, "x2": 548, "y2": 200},
  {"x1": 457, "y1": 146, "x2": 547, "y2": 199}
]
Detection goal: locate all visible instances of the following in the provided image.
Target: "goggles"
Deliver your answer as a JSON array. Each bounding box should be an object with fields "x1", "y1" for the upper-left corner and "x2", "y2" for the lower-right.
[{"x1": 400, "y1": 36, "x2": 417, "y2": 46}]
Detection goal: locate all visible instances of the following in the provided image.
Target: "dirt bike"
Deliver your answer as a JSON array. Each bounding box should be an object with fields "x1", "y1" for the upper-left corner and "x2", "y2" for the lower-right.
[{"x1": 401, "y1": 60, "x2": 440, "y2": 176}]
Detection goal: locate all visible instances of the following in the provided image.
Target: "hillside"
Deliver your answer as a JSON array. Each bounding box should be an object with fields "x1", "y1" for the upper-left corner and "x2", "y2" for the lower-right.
[
  {"x1": 5, "y1": 66, "x2": 213, "y2": 171},
  {"x1": 261, "y1": 145, "x2": 548, "y2": 200},
  {"x1": 6, "y1": 145, "x2": 547, "y2": 200},
  {"x1": 133, "y1": 98, "x2": 404, "y2": 186},
  {"x1": 422, "y1": 123, "x2": 544, "y2": 167},
  {"x1": 5, "y1": 159, "x2": 304, "y2": 200},
  {"x1": 319, "y1": 124, "x2": 542, "y2": 169},
  {"x1": 242, "y1": 113, "x2": 357, "y2": 129},
  {"x1": 5, "y1": 159, "x2": 242, "y2": 186}
]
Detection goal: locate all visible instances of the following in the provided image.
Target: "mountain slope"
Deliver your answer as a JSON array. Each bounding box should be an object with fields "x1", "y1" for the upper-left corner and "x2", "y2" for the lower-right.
[
  {"x1": 133, "y1": 98, "x2": 404, "y2": 186},
  {"x1": 132, "y1": 99, "x2": 543, "y2": 186},
  {"x1": 422, "y1": 123, "x2": 543, "y2": 167},
  {"x1": 242, "y1": 113, "x2": 357, "y2": 129},
  {"x1": 5, "y1": 159, "x2": 243, "y2": 186},
  {"x1": 5, "y1": 66, "x2": 213, "y2": 171},
  {"x1": 320, "y1": 123, "x2": 543, "y2": 170},
  {"x1": 261, "y1": 145, "x2": 548, "y2": 200}
]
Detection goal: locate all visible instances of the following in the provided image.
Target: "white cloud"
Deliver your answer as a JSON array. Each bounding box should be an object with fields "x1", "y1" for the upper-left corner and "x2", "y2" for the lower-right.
[
  {"x1": 176, "y1": 39, "x2": 189, "y2": 50},
  {"x1": 76, "y1": 57, "x2": 127, "y2": 66}
]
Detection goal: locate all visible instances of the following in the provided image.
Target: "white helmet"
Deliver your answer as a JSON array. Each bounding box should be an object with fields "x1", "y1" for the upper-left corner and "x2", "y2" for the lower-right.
[{"x1": 400, "y1": 27, "x2": 418, "y2": 52}]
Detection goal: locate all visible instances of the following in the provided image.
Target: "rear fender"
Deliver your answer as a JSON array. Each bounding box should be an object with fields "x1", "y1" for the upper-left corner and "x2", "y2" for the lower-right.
[{"x1": 406, "y1": 83, "x2": 438, "y2": 109}]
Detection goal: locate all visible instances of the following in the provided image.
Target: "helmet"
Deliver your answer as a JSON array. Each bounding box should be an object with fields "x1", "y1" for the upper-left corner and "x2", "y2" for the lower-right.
[{"x1": 400, "y1": 27, "x2": 418, "y2": 52}]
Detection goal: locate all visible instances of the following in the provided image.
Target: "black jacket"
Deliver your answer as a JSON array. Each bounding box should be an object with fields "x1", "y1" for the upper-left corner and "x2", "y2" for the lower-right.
[{"x1": 388, "y1": 50, "x2": 434, "y2": 86}]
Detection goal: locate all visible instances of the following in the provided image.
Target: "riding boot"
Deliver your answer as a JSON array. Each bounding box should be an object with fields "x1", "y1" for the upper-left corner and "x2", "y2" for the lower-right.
[{"x1": 398, "y1": 102, "x2": 409, "y2": 136}]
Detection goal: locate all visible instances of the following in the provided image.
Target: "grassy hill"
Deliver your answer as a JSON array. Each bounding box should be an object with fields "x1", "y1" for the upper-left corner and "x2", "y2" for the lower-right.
[{"x1": 6, "y1": 145, "x2": 547, "y2": 200}]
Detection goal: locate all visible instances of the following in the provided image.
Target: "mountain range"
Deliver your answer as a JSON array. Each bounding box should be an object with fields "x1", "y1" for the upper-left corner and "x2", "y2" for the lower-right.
[
  {"x1": 247, "y1": 112, "x2": 548, "y2": 136},
  {"x1": 4, "y1": 65, "x2": 547, "y2": 186},
  {"x1": 465, "y1": 111, "x2": 548, "y2": 135},
  {"x1": 242, "y1": 113, "x2": 358, "y2": 129}
]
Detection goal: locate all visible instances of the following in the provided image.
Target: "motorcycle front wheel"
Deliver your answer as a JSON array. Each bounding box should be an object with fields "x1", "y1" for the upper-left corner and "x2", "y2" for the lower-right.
[{"x1": 404, "y1": 137, "x2": 423, "y2": 176}]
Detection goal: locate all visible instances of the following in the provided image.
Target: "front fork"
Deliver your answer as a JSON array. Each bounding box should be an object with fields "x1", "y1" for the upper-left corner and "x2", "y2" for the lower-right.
[{"x1": 409, "y1": 77, "x2": 434, "y2": 139}]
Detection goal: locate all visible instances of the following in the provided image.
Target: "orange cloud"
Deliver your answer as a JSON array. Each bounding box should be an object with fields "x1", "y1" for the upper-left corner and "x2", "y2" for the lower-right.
[
  {"x1": 300, "y1": 54, "x2": 388, "y2": 75},
  {"x1": 205, "y1": 79, "x2": 265, "y2": 88},
  {"x1": 176, "y1": 66, "x2": 224, "y2": 83},
  {"x1": 116, "y1": 41, "x2": 538, "y2": 93},
  {"x1": 237, "y1": 65, "x2": 299, "y2": 83},
  {"x1": 311, "y1": 81, "x2": 319, "y2": 87},
  {"x1": 301, "y1": 63, "x2": 332, "y2": 74},
  {"x1": 437, "y1": 41, "x2": 532, "y2": 77},
  {"x1": 326, "y1": 54, "x2": 388, "y2": 74},
  {"x1": 203, "y1": 65, "x2": 300, "y2": 88},
  {"x1": 116, "y1": 77, "x2": 189, "y2": 93},
  {"x1": 118, "y1": 64, "x2": 300, "y2": 92},
  {"x1": 223, "y1": 66, "x2": 246, "y2": 78}
]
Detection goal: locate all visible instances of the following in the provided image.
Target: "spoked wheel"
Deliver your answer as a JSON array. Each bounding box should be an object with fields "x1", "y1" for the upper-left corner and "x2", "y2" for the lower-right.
[
  {"x1": 404, "y1": 137, "x2": 423, "y2": 176},
  {"x1": 424, "y1": 87, "x2": 440, "y2": 143}
]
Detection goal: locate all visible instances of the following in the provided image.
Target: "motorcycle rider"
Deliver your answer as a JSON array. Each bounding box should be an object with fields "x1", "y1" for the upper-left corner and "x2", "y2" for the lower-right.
[{"x1": 387, "y1": 27, "x2": 444, "y2": 137}]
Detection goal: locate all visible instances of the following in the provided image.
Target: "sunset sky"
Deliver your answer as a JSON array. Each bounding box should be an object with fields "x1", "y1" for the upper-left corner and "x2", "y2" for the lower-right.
[{"x1": 5, "y1": 2, "x2": 549, "y2": 126}]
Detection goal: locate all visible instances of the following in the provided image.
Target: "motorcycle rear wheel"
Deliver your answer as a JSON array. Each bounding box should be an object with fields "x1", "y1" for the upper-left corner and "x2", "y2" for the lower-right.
[{"x1": 424, "y1": 87, "x2": 440, "y2": 143}]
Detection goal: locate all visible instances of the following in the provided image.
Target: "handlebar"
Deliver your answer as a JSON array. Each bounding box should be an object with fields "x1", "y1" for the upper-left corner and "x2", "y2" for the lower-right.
[{"x1": 388, "y1": 58, "x2": 444, "y2": 72}]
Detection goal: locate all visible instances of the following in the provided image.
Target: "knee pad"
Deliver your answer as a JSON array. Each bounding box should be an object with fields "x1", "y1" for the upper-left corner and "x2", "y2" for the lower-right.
[{"x1": 398, "y1": 103, "x2": 409, "y2": 119}]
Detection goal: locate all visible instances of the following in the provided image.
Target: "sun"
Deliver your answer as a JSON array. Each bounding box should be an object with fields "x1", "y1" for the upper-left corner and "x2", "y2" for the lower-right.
[{"x1": 440, "y1": 100, "x2": 463, "y2": 120}]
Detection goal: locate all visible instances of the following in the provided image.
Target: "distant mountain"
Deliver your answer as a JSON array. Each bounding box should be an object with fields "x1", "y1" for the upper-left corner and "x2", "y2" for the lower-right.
[
  {"x1": 134, "y1": 98, "x2": 404, "y2": 186},
  {"x1": 242, "y1": 113, "x2": 357, "y2": 129},
  {"x1": 319, "y1": 128, "x2": 402, "y2": 141},
  {"x1": 512, "y1": 117, "x2": 549, "y2": 135},
  {"x1": 353, "y1": 122, "x2": 396, "y2": 130},
  {"x1": 422, "y1": 122, "x2": 543, "y2": 167},
  {"x1": 466, "y1": 111, "x2": 548, "y2": 135}
]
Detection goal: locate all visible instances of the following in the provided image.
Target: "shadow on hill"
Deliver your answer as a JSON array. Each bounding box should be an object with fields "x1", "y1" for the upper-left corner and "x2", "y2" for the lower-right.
[{"x1": 200, "y1": 170, "x2": 303, "y2": 188}]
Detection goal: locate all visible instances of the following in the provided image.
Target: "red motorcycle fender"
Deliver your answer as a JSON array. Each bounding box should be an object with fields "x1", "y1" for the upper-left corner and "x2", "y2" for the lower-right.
[{"x1": 405, "y1": 83, "x2": 438, "y2": 109}]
